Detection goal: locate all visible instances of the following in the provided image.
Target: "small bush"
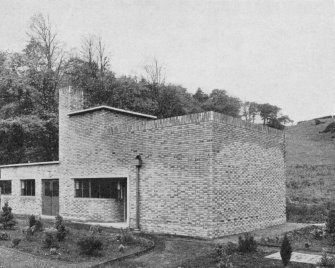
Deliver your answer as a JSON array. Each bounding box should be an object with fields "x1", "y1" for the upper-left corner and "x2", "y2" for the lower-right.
[
  {"x1": 326, "y1": 209, "x2": 335, "y2": 234},
  {"x1": 89, "y1": 225, "x2": 102, "y2": 235},
  {"x1": 77, "y1": 235, "x2": 103, "y2": 256},
  {"x1": 238, "y1": 233, "x2": 257, "y2": 253},
  {"x1": 54, "y1": 215, "x2": 66, "y2": 241},
  {"x1": 28, "y1": 215, "x2": 36, "y2": 228},
  {"x1": 217, "y1": 257, "x2": 235, "y2": 268},
  {"x1": 0, "y1": 232, "x2": 9, "y2": 241},
  {"x1": 280, "y1": 235, "x2": 292, "y2": 267},
  {"x1": 119, "y1": 228, "x2": 136, "y2": 244},
  {"x1": 215, "y1": 243, "x2": 237, "y2": 260},
  {"x1": 55, "y1": 215, "x2": 63, "y2": 230},
  {"x1": 215, "y1": 243, "x2": 237, "y2": 268},
  {"x1": 0, "y1": 202, "x2": 16, "y2": 229},
  {"x1": 56, "y1": 224, "x2": 67, "y2": 242},
  {"x1": 317, "y1": 249, "x2": 335, "y2": 268},
  {"x1": 25, "y1": 227, "x2": 34, "y2": 241},
  {"x1": 34, "y1": 217, "x2": 43, "y2": 232},
  {"x1": 43, "y1": 232, "x2": 58, "y2": 249}
]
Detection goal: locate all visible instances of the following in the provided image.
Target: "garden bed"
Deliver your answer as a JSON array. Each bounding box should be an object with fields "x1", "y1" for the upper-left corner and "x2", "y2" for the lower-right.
[{"x1": 0, "y1": 216, "x2": 152, "y2": 265}]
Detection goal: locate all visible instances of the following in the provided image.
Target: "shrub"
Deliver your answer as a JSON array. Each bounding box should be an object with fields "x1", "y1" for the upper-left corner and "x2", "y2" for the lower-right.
[
  {"x1": 54, "y1": 215, "x2": 66, "y2": 241},
  {"x1": 28, "y1": 215, "x2": 36, "y2": 228},
  {"x1": 25, "y1": 227, "x2": 34, "y2": 241},
  {"x1": 326, "y1": 209, "x2": 335, "y2": 234},
  {"x1": 77, "y1": 235, "x2": 103, "y2": 256},
  {"x1": 119, "y1": 228, "x2": 136, "y2": 244},
  {"x1": 56, "y1": 224, "x2": 67, "y2": 241},
  {"x1": 55, "y1": 215, "x2": 63, "y2": 230},
  {"x1": 317, "y1": 249, "x2": 335, "y2": 268},
  {"x1": 34, "y1": 217, "x2": 43, "y2": 232},
  {"x1": 215, "y1": 243, "x2": 237, "y2": 260},
  {"x1": 215, "y1": 243, "x2": 237, "y2": 268},
  {"x1": 217, "y1": 257, "x2": 235, "y2": 268},
  {"x1": 0, "y1": 202, "x2": 16, "y2": 229},
  {"x1": 280, "y1": 235, "x2": 292, "y2": 267},
  {"x1": 238, "y1": 233, "x2": 257, "y2": 253},
  {"x1": 43, "y1": 232, "x2": 58, "y2": 249},
  {"x1": 0, "y1": 232, "x2": 9, "y2": 240}
]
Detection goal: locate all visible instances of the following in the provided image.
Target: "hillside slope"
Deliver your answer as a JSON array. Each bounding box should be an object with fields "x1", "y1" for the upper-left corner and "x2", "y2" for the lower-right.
[
  {"x1": 285, "y1": 118, "x2": 335, "y2": 222},
  {"x1": 285, "y1": 118, "x2": 335, "y2": 165}
]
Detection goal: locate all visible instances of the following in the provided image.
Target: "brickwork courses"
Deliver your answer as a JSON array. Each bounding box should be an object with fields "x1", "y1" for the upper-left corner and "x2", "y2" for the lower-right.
[{"x1": 0, "y1": 86, "x2": 286, "y2": 238}]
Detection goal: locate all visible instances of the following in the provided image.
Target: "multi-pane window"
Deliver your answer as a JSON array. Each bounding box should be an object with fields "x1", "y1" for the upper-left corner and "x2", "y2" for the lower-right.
[
  {"x1": 21, "y1": 180, "x2": 35, "y2": 196},
  {"x1": 75, "y1": 179, "x2": 120, "y2": 199},
  {"x1": 0, "y1": 181, "x2": 11, "y2": 195}
]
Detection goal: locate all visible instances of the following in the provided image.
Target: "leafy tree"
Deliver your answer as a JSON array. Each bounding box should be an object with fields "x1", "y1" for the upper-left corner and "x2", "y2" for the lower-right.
[
  {"x1": 242, "y1": 101, "x2": 259, "y2": 123},
  {"x1": 258, "y1": 103, "x2": 281, "y2": 125},
  {"x1": 193, "y1": 88, "x2": 208, "y2": 104},
  {"x1": 278, "y1": 115, "x2": 293, "y2": 125},
  {"x1": 203, "y1": 89, "x2": 241, "y2": 117}
]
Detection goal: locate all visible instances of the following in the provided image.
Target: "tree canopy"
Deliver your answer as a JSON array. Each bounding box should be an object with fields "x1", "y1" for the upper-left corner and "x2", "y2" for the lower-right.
[{"x1": 0, "y1": 13, "x2": 290, "y2": 165}]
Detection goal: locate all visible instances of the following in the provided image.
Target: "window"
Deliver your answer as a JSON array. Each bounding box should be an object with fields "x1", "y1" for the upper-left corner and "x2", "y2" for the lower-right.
[
  {"x1": 75, "y1": 178, "x2": 121, "y2": 199},
  {"x1": 0, "y1": 181, "x2": 11, "y2": 195},
  {"x1": 21, "y1": 180, "x2": 35, "y2": 196}
]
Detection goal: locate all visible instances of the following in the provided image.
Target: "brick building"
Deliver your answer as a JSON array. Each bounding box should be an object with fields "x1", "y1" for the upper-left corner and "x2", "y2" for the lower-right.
[{"x1": 0, "y1": 87, "x2": 286, "y2": 238}]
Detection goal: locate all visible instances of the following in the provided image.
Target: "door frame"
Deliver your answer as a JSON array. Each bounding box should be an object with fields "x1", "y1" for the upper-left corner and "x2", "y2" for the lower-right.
[{"x1": 41, "y1": 179, "x2": 59, "y2": 216}]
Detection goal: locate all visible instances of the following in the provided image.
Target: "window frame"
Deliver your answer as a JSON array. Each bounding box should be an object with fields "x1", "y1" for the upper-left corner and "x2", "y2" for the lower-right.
[
  {"x1": 74, "y1": 178, "x2": 121, "y2": 199},
  {"x1": 21, "y1": 179, "x2": 35, "y2": 196}
]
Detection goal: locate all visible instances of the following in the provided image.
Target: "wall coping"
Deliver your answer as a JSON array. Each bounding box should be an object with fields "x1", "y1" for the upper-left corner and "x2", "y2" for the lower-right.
[
  {"x1": 0, "y1": 161, "x2": 59, "y2": 169},
  {"x1": 68, "y1": 105, "x2": 157, "y2": 119},
  {"x1": 109, "y1": 111, "x2": 283, "y2": 136}
]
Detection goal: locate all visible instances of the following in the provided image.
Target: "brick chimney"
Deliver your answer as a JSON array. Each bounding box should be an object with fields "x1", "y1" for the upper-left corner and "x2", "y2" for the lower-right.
[{"x1": 58, "y1": 86, "x2": 84, "y2": 163}]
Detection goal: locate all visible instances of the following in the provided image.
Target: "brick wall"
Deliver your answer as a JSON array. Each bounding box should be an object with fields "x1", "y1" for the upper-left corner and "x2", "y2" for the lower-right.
[
  {"x1": 58, "y1": 87, "x2": 153, "y2": 222},
  {"x1": 209, "y1": 114, "x2": 286, "y2": 237},
  {"x1": 0, "y1": 87, "x2": 286, "y2": 239},
  {"x1": 0, "y1": 162, "x2": 59, "y2": 215}
]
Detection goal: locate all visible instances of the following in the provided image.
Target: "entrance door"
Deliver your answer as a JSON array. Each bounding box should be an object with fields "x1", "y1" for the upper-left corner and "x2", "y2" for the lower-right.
[{"x1": 42, "y1": 180, "x2": 59, "y2": 216}]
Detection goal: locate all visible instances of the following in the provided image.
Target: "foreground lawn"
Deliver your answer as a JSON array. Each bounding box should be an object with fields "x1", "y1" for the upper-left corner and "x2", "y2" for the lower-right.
[
  {"x1": 0, "y1": 216, "x2": 151, "y2": 264},
  {"x1": 260, "y1": 225, "x2": 335, "y2": 254},
  {"x1": 181, "y1": 249, "x2": 315, "y2": 268}
]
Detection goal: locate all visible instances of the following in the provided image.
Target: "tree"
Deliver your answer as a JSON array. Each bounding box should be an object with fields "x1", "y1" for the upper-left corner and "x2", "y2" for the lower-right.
[
  {"x1": 193, "y1": 88, "x2": 209, "y2": 104},
  {"x1": 258, "y1": 103, "x2": 281, "y2": 125},
  {"x1": 277, "y1": 115, "x2": 293, "y2": 126},
  {"x1": 203, "y1": 89, "x2": 241, "y2": 117},
  {"x1": 242, "y1": 101, "x2": 259, "y2": 123},
  {"x1": 143, "y1": 58, "x2": 165, "y2": 86},
  {"x1": 25, "y1": 13, "x2": 64, "y2": 113}
]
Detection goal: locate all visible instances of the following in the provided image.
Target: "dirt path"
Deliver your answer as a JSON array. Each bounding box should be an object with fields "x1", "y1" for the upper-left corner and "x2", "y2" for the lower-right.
[
  {"x1": 104, "y1": 223, "x2": 311, "y2": 268},
  {"x1": 105, "y1": 237, "x2": 215, "y2": 268}
]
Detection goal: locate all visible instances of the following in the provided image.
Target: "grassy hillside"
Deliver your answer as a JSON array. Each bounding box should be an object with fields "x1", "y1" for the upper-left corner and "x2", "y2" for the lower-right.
[
  {"x1": 286, "y1": 118, "x2": 335, "y2": 165},
  {"x1": 285, "y1": 118, "x2": 335, "y2": 222}
]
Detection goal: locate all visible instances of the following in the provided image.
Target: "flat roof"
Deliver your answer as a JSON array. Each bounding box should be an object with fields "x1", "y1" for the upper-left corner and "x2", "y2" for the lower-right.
[
  {"x1": 68, "y1": 106, "x2": 157, "y2": 119},
  {"x1": 0, "y1": 161, "x2": 59, "y2": 168}
]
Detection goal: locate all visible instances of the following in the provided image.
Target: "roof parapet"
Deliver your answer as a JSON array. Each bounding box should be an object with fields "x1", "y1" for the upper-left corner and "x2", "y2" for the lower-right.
[{"x1": 68, "y1": 106, "x2": 157, "y2": 119}]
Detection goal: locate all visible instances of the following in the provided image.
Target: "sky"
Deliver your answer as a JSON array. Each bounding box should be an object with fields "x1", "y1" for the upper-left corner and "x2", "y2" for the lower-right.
[{"x1": 1, "y1": 0, "x2": 335, "y2": 123}]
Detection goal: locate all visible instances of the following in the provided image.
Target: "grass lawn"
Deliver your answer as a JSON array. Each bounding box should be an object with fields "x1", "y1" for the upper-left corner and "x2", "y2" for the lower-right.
[
  {"x1": 0, "y1": 216, "x2": 151, "y2": 264},
  {"x1": 180, "y1": 249, "x2": 315, "y2": 268},
  {"x1": 260, "y1": 225, "x2": 335, "y2": 254}
]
